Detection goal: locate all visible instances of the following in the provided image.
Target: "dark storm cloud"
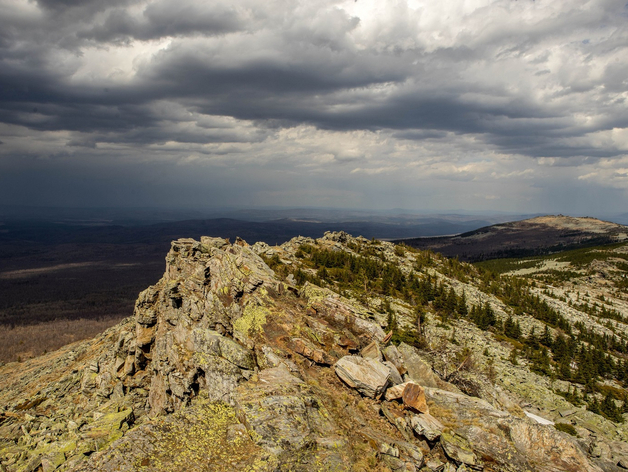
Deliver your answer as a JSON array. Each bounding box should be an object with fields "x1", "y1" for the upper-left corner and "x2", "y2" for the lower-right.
[
  {"x1": 78, "y1": 3, "x2": 246, "y2": 43},
  {"x1": 1, "y1": 0, "x2": 628, "y2": 212}
]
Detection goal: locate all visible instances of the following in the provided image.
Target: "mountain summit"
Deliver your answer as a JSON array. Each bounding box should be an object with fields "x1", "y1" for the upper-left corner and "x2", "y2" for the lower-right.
[
  {"x1": 2, "y1": 231, "x2": 628, "y2": 471},
  {"x1": 397, "y1": 215, "x2": 628, "y2": 262}
]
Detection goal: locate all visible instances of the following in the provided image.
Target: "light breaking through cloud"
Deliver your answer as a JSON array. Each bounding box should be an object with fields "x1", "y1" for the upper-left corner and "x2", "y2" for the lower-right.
[{"x1": 1, "y1": 0, "x2": 627, "y2": 214}]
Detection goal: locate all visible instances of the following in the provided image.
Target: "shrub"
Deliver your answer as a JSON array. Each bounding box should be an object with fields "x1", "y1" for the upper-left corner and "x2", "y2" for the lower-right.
[{"x1": 554, "y1": 423, "x2": 578, "y2": 436}]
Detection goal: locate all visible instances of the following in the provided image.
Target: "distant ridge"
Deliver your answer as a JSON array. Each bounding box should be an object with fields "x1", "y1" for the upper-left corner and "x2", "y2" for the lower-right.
[{"x1": 395, "y1": 215, "x2": 628, "y2": 262}]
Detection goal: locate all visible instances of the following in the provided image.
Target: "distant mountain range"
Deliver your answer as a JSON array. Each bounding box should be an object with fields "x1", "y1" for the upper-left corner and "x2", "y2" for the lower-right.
[
  {"x1": 0, "y1": 211, "x2": 525, "y2": 328},
  {"x1": 2, "y1": 212, "x2": 627, "y2": 329},
  {"x1": 396, "y1": 215, "x2": 628, "y2": 261}
]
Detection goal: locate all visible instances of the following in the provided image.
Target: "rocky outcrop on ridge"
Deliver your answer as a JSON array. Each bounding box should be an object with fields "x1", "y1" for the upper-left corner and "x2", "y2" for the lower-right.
[{"x1": 0, "y1": 232, "x2": 625, "y2": 471}]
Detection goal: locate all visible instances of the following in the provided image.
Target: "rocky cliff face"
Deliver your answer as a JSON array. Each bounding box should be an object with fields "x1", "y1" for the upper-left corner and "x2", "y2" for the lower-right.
[{"x1": 1, "y1": 232, "x2": 626, "y2": 471}]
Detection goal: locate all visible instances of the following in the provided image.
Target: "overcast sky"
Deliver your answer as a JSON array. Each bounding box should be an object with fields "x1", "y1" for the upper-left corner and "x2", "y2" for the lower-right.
[{"x1": 1, "y1": 0, "x2": 627, "y2": 215}]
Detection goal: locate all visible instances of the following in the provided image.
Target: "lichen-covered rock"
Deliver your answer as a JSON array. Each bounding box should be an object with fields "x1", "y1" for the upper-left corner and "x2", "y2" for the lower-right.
[
  {"x1": 424, "y1": 387, "x2": 602, "y2": 472},
  {"x1": 234, "y1": 366, "x2": 347, "y2": 469},
  {"x1": 440, "y1": 432, "x2": 478, "y2": 468}
]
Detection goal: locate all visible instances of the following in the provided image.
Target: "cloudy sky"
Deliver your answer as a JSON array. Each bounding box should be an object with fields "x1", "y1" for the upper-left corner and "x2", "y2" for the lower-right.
[{"x1": 1, "y1": 0, "x2": 627, "y2": 215}]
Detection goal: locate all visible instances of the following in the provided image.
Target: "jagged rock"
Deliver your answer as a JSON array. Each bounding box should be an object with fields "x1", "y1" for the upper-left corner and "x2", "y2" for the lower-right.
[
  {"x1": 81, "y1": 408, "x2": 134, "y2": 450},
  {"x1": 384, "y1": 380, "x2": 429, "y2": 413},
  {"x1": 383, "y1": 344, "x2": 407, "y2": 375},
  {"x1": 361, "y1": 340, "x2": 383, "y2": 361},
  {"x1": 234, "y1": 365, "x2": 345, "y2": 469},
  {"x1": 397, "y1": 441, "x2": 424, "y2": 470},
  {"x1": 334, "y1": 355, "x2": 391, "y2": 398},
  {"x1": 235, "y1": 366, "x2": 314, "y2": 455},
  {"x1": 386, "y1": 381, "x2": 411, "y2": 401},
  {"x1": 41, "y1": 451, "x2": 66, "y2": 472},
  {"x1": 23, "y1": 456, "x2": 41, "y2": 472},
  {"x1": 424, "y1": 386, "x2": 602, "y2": 472},
  {"x1": 300, "y1": 283, "x2": 386, "y2": 342},
  {"x1": 192, "y1": 328, "x2": 256, "y2": 370},
  {"x1": 380, "y1": 454, "x2": 406, "y2": 471},
  {"x1": 397, "y1": 343, "x2": 442, "y2": 389},
  {"x1": 410, "y1": 413, "x2": 443, "y2": 441},
  {"x1": 424, "y1": 458, "x2": 445, "y2": 471},
  {"x1": 379, "y1": 442, "x2": 400, "y2": 457},
  {"x1": 384, "y1": 361, "x2": 404, "y2": 385},
  {"x1": 289, "y1": 337, "x2": 334, "y2": 365},
  {"x1": 381, "y1": 402, "x2": 414, "y2": 442},
  {"x1": 440, "y1": 432, "x2": 478, "y2": 468}
]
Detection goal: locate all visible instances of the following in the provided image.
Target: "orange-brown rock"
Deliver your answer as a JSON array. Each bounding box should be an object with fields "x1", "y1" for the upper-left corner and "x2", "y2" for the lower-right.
[{"x1": 402, "y1": 382, "x2": 429, "y2": 414}]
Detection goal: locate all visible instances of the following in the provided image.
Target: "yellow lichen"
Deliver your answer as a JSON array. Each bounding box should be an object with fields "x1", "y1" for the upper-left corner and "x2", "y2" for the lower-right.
[
  {"x1": 135, "y1": 396, "x2": 273, "y2": 471},
  {"x1": 234, "y1": 304, "x2": 270, "y2": 338}
]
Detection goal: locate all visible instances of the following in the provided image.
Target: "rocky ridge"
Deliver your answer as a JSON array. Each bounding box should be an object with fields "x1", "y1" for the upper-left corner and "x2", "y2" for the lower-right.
[
  {"x1": 398, "y1": 215, "x2": 628, "y2": 261},
  {"x1": 1, "y1": 232, "x2": 627, "y2": 471}
]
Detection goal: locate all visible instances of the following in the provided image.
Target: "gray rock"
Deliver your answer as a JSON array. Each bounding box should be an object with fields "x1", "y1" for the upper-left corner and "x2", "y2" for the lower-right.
[
  {"x1": 396, "y1": 441, "x2": 424, "y2": 469},
  {"x1": 397, "y1": 343, "x2": 440, "y2": 388},
  {"x1": 383, "y1": 361, "x2": 404, "y2": 385},
  {"x1": 381, "y1": 402, "x2": 414, "y2": 442},
  {"x1": 560, "y1": 408, "x2": 577, "y2": 417},
  {"x1": 410, "y1": 413, "x2": 444, "y2": 441},
  {"x1": 235, "y1": 365, "x2": 339, "y2": 467},
  {"x1": 440, "y1": 432, "x2": 478, "y2": 467},
  {"x1": 361, "y1": 340, "x2": 383, "y2": 361},
  {"x1": 383, "y1": 344, "x2": 407, "y2": 375},
  {"x1": 335, "y1": 356, "x2": 391, "y2": 398}
]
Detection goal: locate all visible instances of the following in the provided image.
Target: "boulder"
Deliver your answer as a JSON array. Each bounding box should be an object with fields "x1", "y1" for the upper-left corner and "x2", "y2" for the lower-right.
[
  {"x1": 397, "y1": 343, "x2": 440, "y2": 388},
  {"x1": 235, "y1": 365, "x2": 344, "y2": 469},
  {"x1": 385, "y1": 381, "x2": 412, "y2": 401},
  {"x1": 440, "y1": 432, "x2": 478, "y2": 468},
  {"x1": 396, "y1": 441, "x2": 424, "y2": 469},
  {"x1": 383, "y1": 361, "x2": 404, "y2": 385},
  {"x1": 383, "y1": 344, "x2": 407, "y2": 375},
  {"x1": 402, "y1": 382, "x2": 429, "y2": 414},
  {"x1": 410, "y1": 413, "x2": 443, "y2": 441},
  {"x1": 361, "y1": 340, "x2": 383, "y2": 361},
  {"x1": 424, "y1": 387, "x2": 602, "y2": 472},
  {"x1": 334, "y1": 356, "x2": 391, "y2": 399},
  {"x1": 385, "y1": 381, "x2": 429, "y2": 413}
]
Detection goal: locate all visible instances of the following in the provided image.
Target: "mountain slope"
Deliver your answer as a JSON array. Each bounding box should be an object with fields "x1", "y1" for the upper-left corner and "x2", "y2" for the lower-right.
[
  {"x1": 397, "y1": 215, "x2": 628, "y2": 262},
  {"x1": 2, "y1": 232, "x2": 628, "y2": 471}
]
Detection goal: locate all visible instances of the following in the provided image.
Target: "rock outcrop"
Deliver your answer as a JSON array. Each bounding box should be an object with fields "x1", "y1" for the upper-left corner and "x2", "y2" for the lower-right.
[{"x1": 0, "y1": 232, "x2": 622, "y2": 471}]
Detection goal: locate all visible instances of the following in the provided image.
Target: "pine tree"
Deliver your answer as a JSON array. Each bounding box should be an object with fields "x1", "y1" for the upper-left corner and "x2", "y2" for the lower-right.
[
  {"x1": 458, "y1": 291, "x2": 468, "y2": 317},
  {"x1": 541, "y1": 325, "x2": 553, "y2": 349}
]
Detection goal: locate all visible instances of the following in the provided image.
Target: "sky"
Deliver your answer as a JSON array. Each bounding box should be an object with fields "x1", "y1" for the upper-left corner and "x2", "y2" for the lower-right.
[{"x1": 1, "y1": 0, "x2": 628, "y2": 215}]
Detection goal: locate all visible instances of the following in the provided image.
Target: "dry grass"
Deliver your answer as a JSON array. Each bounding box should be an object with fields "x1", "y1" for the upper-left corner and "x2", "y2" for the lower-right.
[{"x1": 0, "y1": 316, "x2": 126, "y2": 363}]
